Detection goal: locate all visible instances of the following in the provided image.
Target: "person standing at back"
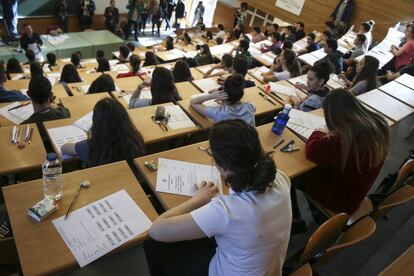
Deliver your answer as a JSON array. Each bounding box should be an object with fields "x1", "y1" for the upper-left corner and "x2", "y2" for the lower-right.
[
  {"x1": 233, "y1": 2, "x2": 248, "y2": 28},
  {"x1": 174, "y1": 0, "x2": 185, "y2": 29},
  {"x1": 105, "y1": 0, "x2": 120, "y2": 34},
  {"x1": 165, "y1": 0, "x2": 176, "y2": 30},
  {"x1": 57, "y1": 0, "x2": 69, "y2": 33},
  {"x1": 192, "y1": 1, "x2": 205, "y2": 27},
  {"x1": 125, "y1": 0, "x2": 142, "y2": 41},
  {"x1": 79, "y1": 0, "x2": 96, "y2": 31},
  {"x1": 144, "y1": 119, "x2": 292, "y2": 276},
  {"x1": 20, "y1": 24, "x2": 44, "y2": 62}
]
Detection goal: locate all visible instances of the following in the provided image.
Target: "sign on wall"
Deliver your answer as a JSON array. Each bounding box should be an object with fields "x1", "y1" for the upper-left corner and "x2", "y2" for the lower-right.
[{"x1": 275, "y1": 0, "x2": 306, "y2": 16}]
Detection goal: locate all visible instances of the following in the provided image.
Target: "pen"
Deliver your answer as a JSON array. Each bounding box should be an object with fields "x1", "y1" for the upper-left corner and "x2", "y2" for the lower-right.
[
  {"x1": 11, "y1": 126, "x2": 17, "y2": 143},
  {"x1": 28, "y1": 127, "x2": 34, "y2": 143},
  {"x1": 8, "y1": 102, "x2": 30, "y2": 111},
  {"x1": 16, "y1": 128, "x2": 21, "y2": 145},
  {"x1": 280, "y1": 140, "x2": 295, "y2": 151},
  {"x1": 25, "y1": 125, "x2": 30, "y2": 141},
  {"x1": 273, "y1": 139, "x2": 285, "y2": 149}
]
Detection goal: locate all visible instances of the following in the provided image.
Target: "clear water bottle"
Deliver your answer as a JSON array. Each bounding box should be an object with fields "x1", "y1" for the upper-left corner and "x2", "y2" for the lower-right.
[
  {"x1": 272, "y1": 104, "x2": 292, "y2": 135},
  {"x1": 42, "y1": 153, "x2": 63, "y2": 201}
]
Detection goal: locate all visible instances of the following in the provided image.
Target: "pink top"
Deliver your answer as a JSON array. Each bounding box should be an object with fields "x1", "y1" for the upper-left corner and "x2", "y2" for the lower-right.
[{"x1": 395, "y1": 40, "x2": 414, "y2": 70}]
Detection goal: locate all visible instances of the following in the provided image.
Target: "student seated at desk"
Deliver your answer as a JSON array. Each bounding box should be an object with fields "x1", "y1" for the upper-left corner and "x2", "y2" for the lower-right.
[
  {"x1": 291, "y1": 89, "x2": 389, "y2": 232},
  {"x1": 191, "y1": 74, "x2": 256, "y2": 126},
  {"x1": 261, "y1": 32, "x2": 282, "y2": 55},
  {"x1": 129, "y1": 67, "x2": 182, "y2": 109},
  {"x1": 217, "y1": 57, "x2": 255, "y2": 88},
  {"x1": 290, "y1": 62, "x2": 331, "y2": 112},
  {"x1": 262, "y1": 49, "x2": 301, "y2": 82},
  {"x1": 297, "y1": 33, "x2": 320, "y2": 55},
  {"x1": 96, "y1": 58, "x2": 110, "y2": 73},
  {"x1": 142, "y1": 52, "x2": 160, "y2": 67},
  {"x1": 194, "y1": 44, "x2": 215, "y2": 66},
  {"x1": 315, "y1": 38, "x2": 343, "y2": 74},
  {"x1": 62, "y1": 98, "x2": 145, "y2": 167},
  {"x1": 203, "y1": 54, "x2": 233, "y2": 78},
  {"x1": 343, "y1": 34, "x2": 367, "y2": 67},
  {"x1": 173, "y1": 60, "x2": 194, "y2": 82},
  {"x1": 215, "y1": 24, "x2": 226, "y2": 40},
  {"x1": 42, "y1": 53, "x2": 58, "y2": 72},
  {"x1": 144, "y1": 119, "x2": 292, "y2": 276},
  {"x1": 339, "y1": 56, "x2": 379, "y2": 95},
  {"x1": 60, "y1": 64, "x2": 82, "y2": 83},
  {"x1": 96, "y1": 49, "x2": 105, "y2": 62},
  {"x1": 386, "y1": 63, "x2": 414, "y2": 81},
  {"x1": 30, "y1": 62, "x2": 44, "y2": 78},
  {"x1": 117, "y1": 55, "x2": 141, "y2": 78},
  {"x1": 6, "y1": 58, "x2": 24, "y2": 78},
  {"x1": 71, "y1": 52, "x2": 84, "y2": 69},
  {"x1": 233, "y1": 39, "x2": 253, "y2": 69},
  {"x1": 0, "y1": 65, "x2": 29, "y2": 102},
  {"x1": 22, "y1": 76, "x2": 70, "y2": 124},
  {"x1": 23, "y1": 49, "x2": 35, "y2": 65},
  {"x1": 318, "y1": 31, "x2": 332, "y2": 49},
  {"x1": 118, "y1": 45, "x2": 131, "y2": 63},
  {"x1": 88, "y1": 74, "x2": 116, "y2": 94},
  {"x1": 282, "y1": 26, "x2": 296, "y2": 44},
  {"x1": 389, "y1": 24, "x2": 414, "y2": 72},
  {"x1": 251, "y1": 26, "x2": 266, "y2": 43}
]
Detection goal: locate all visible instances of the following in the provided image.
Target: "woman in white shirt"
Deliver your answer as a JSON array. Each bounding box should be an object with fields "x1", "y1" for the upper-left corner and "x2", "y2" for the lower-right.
[
  {"x1": 262, "y1": 49, "x2": 301, "y2": 82},
  {"x1": 144, "y1": 119, "x2": 292, "y2": 276}
]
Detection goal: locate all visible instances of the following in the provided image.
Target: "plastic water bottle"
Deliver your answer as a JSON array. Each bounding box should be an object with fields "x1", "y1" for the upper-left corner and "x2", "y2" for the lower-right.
[
  {"x1": 272, "y1": 104, "x2": 292, "y2": 135},
  {"x1": 42, "y1": 153, "x2": 63, "y2": 201}
]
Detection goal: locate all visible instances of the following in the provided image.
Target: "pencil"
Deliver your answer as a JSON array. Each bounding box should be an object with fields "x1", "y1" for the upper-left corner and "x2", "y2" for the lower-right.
[
  {"x1": 273, "y1": 139, "x2": 285, "y2": 149},
  {"x1": 8, "y1": 102, "x2": 30, "y2": 111},
  {"x1": 11, "y1": 126, "x2": 17, "y2": 143},
  {"x1": 28, "y1": 127, "x2": 34, "y2": 143}
]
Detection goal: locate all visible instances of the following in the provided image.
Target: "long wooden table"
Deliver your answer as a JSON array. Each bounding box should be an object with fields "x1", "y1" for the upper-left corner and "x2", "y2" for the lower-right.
[
  {"x1": 0, "y1": 124, "x2": 46, "y2": 176},
  {"x1": 59, "y1": 93, "x2": 111, "y2": 118},
  {"x1": 2, "y1": 161, "x2": 158, "y2": 276},
  {"x1": 134, "y1": 123, "x2": 315, "y2": 209}
]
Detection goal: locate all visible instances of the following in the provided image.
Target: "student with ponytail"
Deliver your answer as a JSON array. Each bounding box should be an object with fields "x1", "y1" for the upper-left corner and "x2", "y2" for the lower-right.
[
  {"x1": 144, "y1": 119, "x2": 292, "y2": 276},
  {"x1": 190, "y1": 74, "x2": 256, "y2": 126},
  {"x1": 262, "y1": 49, "x2": 301, "y2": 82}
]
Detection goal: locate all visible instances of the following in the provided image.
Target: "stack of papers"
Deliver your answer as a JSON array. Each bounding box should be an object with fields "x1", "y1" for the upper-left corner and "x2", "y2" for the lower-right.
[
  {"x1": 0, "y1": 102, "x2": 34, "y2": 124},
  {"x1": 165, "y1": 105, "x2": 196, "y2": 129},
  {"x1": 269, "y1": 83, "x2": 299, "y2": 97},
  {"x1": 47, "y1": 125, "x2": 88, "y2": 159},
  {"x1": 193, "y1": 78, "x2": 221, "y2": 93},
  {"x1": 156, "y1": 158, "x2": 223, "y2": 196},
  {"x1": 53, "y1": 190, "x2": 152, "y2": 267},
  {"x1": 287, "y1": 109, "x2": 326, "y2": 140}
]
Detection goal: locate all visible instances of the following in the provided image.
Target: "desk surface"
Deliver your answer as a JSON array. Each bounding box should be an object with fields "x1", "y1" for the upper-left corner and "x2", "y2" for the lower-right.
[
  {"x1": 60, "y1": 93, "x2": 111, "y2": 118},
  {"x1": 357, "y1": 89, "x2": 414, "y2": 122},
  {"x1": 175, "y1": 81, "x2": 201, "y2": 99},
  {"x1": 379, "y1": 244, "x2": 414, "y2": 276},
  {"x1": 134, "y1": 124, "x2": 314, "y2": 209},
  {"x1": 115, "y1": 76, "x2": 142, "y2": 92},
  {"x1": 128, "y1": 103, "x2": 200, "y2": 144},
  {"x1": 2, "y1": 161, "x2": 158, "y2": 276},
  {"x1": 378, "y1": 81, "x2": 414, "y2": 108},
  {"x1": 258, "y1": 81, "x2": 308, "y2": 104},
  {"x1": 4, "y1": 79, "x2": 30, "y2": 91},
  {"x1": 0, "y1": 124, "x2": 46, "y2": 176},
  {"x1": 78, "y1": 30, "x2": 124, "y2": 46}
]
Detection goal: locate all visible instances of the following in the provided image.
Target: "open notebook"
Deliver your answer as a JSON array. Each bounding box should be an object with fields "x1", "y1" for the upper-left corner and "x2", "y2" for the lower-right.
[{"x1": 286, "y1": 109, "x2": 326, "y2": 140}]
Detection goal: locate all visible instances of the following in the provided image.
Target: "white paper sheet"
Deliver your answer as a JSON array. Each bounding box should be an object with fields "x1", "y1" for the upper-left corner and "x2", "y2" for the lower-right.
[
  {"x1": 299, "y1": 53, "x2": 321, "y2": 66},
  {"x1": 193, "y1": 78, "x2": 221, "y2": 93},
  {"x1": 198, "y1": 65, "x2": 224, "y2": 75},
  {"x1": 81, "y1": 85, "x2": 90, "y2": 94},
  {"x1": 73, "y1": 111, "x2": 93, "y2": 132},
  {"x1": 250, "y1": 66, "x2": 269, "y2": 80},
  {"x1": 269, "y1": 83, "x2": 299, "y2": 97},
  {"x1": 111, "y1": 64, "x2": 130, "y2": 72},
  {"x1": 53, "y1": 189, "x2": 152, "y2": 268},
  {"x1": 47, "y1": 125, "x2": 87, "y2": 160},
  {"x1": 327, "y1": 74, "x2": 346, "y2": 89},
  {"x1": 0, "y1": 102, "x2": 34, "y2": 124},
  {"x1": 11, "y1": 74, "x2": 24, "y2": 80},
  {"x1": 156, "y1": 158, "x2": 223, "y2": 196},
  {"x1": 287, "y1": 109, "x2": 326, "y2": 140},
  {"x1": 164, "y1": 105, "x2": 196, "y2": 130},
  {"x1": 109, "y1": 59, "x2": 119, "y2": 66},
  {"x1": 396, "y1": 74, "x2": 414, "y2": 89}
]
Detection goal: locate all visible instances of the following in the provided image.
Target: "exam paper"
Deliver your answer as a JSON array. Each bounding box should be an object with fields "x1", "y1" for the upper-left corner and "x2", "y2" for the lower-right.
[
  {"x1": 47, "y1": 125, "x2": 87, "y2": 160},
  {"x1": 287, "y1": 109, "x2": 326, "y2": 140},
  {"x1": 193, "y1": 78, "x2": 221, "y2": 93},
  {"x1": 0, "y1": 102, "x2": 34, "y2": 124},
  {"x1": 164, "y1": 105, "x2": 196, "y2": 130},
  {"x1": 250, "y1": 66, "x2": 269, "y2": 80},
  {"x1": 269, "y1": 83, "x2": 299, "y2": 97},
  {"x1": 53, "y1": 189, "x2": 152, "y2": 268},
  {"x1": 156, "y1": 158, "x2": 223, "y2": 196},
  {"x1": 327, "y1": 74, "x2": 346, "y2": 90},
  {"x1": 73, "y1": 111, "x2": 93, "y2": 132}
]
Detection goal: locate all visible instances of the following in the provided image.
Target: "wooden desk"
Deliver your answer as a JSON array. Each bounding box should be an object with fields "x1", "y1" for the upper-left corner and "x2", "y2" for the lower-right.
[
  {"x1": 357, "y1": 89, "x2": 414, "y2": 122},
  {"x1": 0, "y1": 124, "x2": 46, "y2": 176},
  {"x1": 156, "y1": 50, "x2": 183, "y2": 62},
  {"x1": 190, "y1": 68, "x2": 204, "y2": 80},
  {"x1": 4, "y1": 79, "x2": 30, "y2": 91},
  {"x1": 176, "y1": 81, "x2": 201, "y2": 99},
  {"x1": 128, "y1": 103, "x2": 200, "y2": 144},
  {"x1": 67, "y1": 82, "x2": 88, "y2": 96},
  {"x1": 254, "y1": 53, "x2": 276, "y2": 67},
  {"x1": 378, "y1": 81, "x2": 414, "y2": 108},
  {"x1": 60, "y1": 93, "x2": 111, "y2": 118},
  {"x1": 79, "y1": 71, "x2": 118, "y2": 84},
  {"x1": 134, "y1": 125, "x2": 315, "y2": 209},
  {"x1": 115, "y1": 76, "x2": 142, "y2": 92},
  {"x1": 379, "y1": 244, "x2": 414, "y2": 276},
  {"x1": 2, "y1": 161, "x2": 158, "y2": 276},
  {"x1": 258, "y1": 81, "x2": 308, "y2": 104},
  {"x1": 178, "y1": 87, "x2": 283, "y2": 130},
  {"x1": 52, "y1": 84, "x2": 71, "y2": 100}
]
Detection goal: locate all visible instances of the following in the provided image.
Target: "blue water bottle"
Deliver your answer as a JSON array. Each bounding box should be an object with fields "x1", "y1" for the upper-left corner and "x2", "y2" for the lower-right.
[{"x1": 272, "y1": 104, "x2": 292, "y2": 135}]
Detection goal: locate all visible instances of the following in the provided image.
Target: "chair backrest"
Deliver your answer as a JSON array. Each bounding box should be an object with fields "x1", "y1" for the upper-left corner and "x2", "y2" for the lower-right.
[
  {"x1": 392, "y1": 159, "x2": 414, "y2": 193},
  {"x1": 315, "y1": 216, "x2": 376, "y2": 266},
  {"x1": 299, "y1": 213, "x2": 349, "y2": 264},
  {"x1": 375, "y1": 185, "x2": 414, "y2": 218}
]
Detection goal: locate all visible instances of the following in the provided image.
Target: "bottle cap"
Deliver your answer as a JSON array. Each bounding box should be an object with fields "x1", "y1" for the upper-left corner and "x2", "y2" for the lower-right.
[
  {"x1": 46, "y1": 153, "x2": 57, "y2": 162},
  {"x1": 284, "y1": 104, "x2": 292, "y2": 110}
]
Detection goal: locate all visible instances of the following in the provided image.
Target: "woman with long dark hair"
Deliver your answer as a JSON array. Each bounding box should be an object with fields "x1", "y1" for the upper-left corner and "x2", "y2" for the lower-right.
[
  {"x1": 129, "y1": 66, "x2": 181, "y2": 108},
  {"x1": 87, "y1": 74, "x2": 116, "y2": 94},
  {"x1": 173, "y1": 60, "x2": 193, "y2": 82},
  {"x1": 339, "y1": 55, "x2": 379, "y2": 95},
  {"x1": 194, "y1": 44, "x2": 214, "y2": 66},
  {"x1": 62, "y1": 98, "x2": 145, "y2": 167},
  {"x1": 144, "y1": 119, "x2": 292, "y2": 275},
  {"x1": 142, "y1": 51, "x2": 160, "y2": 66},
  {"x1": 60, "y1": 64, "x2": 82, "y2": 83}
]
